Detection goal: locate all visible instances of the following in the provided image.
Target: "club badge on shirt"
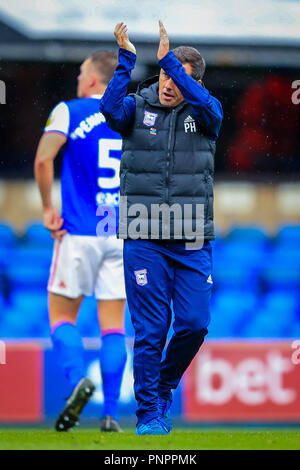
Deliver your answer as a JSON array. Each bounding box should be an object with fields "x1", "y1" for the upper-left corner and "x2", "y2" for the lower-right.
[
  {"x1": 143, "y1": 111, "x2": 158, "y2": 127},
  {"x1": 134, "y1": 269, "x2": 148, "y2": 286}
]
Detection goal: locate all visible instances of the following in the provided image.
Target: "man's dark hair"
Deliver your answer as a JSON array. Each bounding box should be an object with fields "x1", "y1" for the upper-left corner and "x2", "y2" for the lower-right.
[
  {"x1": 90, "y1": 50, "x2": 118, "y2": 85},
  {"x1": 172, "y1": 46, "x2": 206, "y2": 81}
]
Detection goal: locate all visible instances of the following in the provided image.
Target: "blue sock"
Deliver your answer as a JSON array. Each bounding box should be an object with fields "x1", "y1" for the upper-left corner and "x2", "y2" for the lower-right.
[
  {"x1": 99, "y1": 331, "x2": 127, "y2": 421},
  {"x1": 51, "y1": 322, "x2": 85, "y2": 392}
]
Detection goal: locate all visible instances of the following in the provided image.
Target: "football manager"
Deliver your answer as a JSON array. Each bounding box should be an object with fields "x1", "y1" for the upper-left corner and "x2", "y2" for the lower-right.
[{"x1": 99, "y1": 20, "x2": 223, "y2": 435}]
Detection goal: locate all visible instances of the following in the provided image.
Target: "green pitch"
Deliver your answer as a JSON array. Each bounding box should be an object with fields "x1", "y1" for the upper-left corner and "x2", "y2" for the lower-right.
[{"x1": 0, "y1": 428, "x2": 300, "y2": 450}]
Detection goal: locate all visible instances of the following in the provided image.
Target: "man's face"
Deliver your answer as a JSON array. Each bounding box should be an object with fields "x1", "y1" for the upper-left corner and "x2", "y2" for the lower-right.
[
  {"x1": 159, "y1": 62, "x2": 193, "y2": 107},
  {"x1": 77, "y1": 58, "x2": 93, "y2": 98}
]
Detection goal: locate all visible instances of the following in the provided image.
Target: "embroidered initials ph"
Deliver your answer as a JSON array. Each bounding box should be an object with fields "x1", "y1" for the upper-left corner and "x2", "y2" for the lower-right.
[{"x1": 184, "y1": 115, "x2": 196, "y2": 133}]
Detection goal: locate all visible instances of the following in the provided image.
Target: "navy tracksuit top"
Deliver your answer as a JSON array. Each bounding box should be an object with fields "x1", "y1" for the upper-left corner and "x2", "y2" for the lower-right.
[{"x1": 99, "y1": 48, "x2": 223, "y2": 241}]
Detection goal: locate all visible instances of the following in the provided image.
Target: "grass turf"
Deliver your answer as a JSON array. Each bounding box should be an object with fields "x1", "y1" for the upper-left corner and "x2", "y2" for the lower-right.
[{"x1": 0, "y1": 428, "x2": 300, "y2": 450}]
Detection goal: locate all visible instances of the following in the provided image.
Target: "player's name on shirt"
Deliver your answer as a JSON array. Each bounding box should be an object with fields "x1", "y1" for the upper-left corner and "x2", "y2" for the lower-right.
[{"x1": 70, "y1": 111, "x2": 106, "y2": 140}]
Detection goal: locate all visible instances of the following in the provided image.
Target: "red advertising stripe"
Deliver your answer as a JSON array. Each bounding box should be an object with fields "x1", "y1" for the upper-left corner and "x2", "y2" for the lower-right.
[
  {"x1": 48, "y1": 240, "x2": 61, "y2": 288},
  {"x1": 0, "y1": 343, "x2": 44, "y2": 422},
  {"x1": 184, "y1": 341, "x2": 300, "y2": 422}
]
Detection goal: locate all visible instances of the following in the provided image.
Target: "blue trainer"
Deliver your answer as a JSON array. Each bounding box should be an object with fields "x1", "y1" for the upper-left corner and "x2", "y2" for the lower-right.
[
  {"x1": 136, "y1": 418, "x2": 170, "y2": 435},
  {"x1": 158, "y1": 397, "x2": 172, "y2": 433}
]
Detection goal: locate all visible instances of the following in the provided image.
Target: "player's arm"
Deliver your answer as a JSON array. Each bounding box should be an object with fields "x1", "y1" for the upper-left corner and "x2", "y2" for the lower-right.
[
  {"x1": 35, "y1": 102, "x2": 70, "y2": 240},
  {"x1": 34, "y1": 102, "x2": 70, "y2": 240},
  {"x1": 99, "y1": 23, "x2": 136, "y2": 135},
  {"x1": 34, "y1": 132, "x2": 67, "y2": 241},
  {"x1": 157, "y1": 21, "x2": 223, "y2": 139}
]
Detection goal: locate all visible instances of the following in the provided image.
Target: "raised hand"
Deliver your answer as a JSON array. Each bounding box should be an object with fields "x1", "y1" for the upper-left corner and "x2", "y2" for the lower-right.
[
  {"x1": 114, "y1": 22, "x2": 136, "y2": 54},
  {"x1": 157, "y1": 20, "x2": 169, "y2": 60}
]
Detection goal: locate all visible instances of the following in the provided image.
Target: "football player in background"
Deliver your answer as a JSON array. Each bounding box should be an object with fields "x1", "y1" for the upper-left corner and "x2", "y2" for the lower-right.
[{"x1": 34, "y1": 51, "x2": 126, "y2": 432}]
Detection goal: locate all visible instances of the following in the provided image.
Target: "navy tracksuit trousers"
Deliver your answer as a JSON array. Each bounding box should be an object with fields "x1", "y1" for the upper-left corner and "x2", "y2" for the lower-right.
[{"x1": 123, "y1": 239, "x2": 213, "y2": 423}]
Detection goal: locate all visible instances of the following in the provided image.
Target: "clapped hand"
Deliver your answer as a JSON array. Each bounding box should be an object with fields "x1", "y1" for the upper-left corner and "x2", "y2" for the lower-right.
[
  {"x1": 157, "y1": 20, "x2": 170, "y2": 61},
  {"x1": 114, "y1": 22, "x2": 136, "y2": 54}
]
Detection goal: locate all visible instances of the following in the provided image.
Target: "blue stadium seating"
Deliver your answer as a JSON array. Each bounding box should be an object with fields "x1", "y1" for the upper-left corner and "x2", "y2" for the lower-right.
[
  {"x1": 277, "y1": 224, "x2": 300, "y2": 244},
  {"x1": 220, "y1": 240, "x2": 268, "y2": 266},
  {"x1": 261, "y1": 257, "x2": 300, "y2": 290},
  {"x1": 0, "y1": 221, "x2": 299, "y2": 340},
  {"x1": 2, "y1": 289, "x2": 49, "y2": 337},
  {"x1": 243, "y1": 290, "x2": 300, "y2": 338},
  {"x1": 24, "y1": 222, "x2": 54, "y2": 248},
  {"x1": 227, "y1": 225, "x2": 268, "y2": 242},
  {"x1": 213, "y1": 262, "x2": 259, "y2": 291},
  {"x1": 0, "y1": 222, "x2": 17, "y2": 248},
  {"x1": 264, "y1": 290, "x2": 299, "y2": 314},
  {"x1": 7, "y1": 264, "x2": 49, "y2": 290},
  {"x1": 210, "y1": 289, "x2": 257, "y2": 337},
  {"x1": 271, "y1": 244, "x2": 300, "y2": 262},
  {"x1": 0, "y1": 246, "x2": 12, "y2": 263},
  {"x1": 212, "y1": 229, "x2": 269, "y2": 293},
  {"x1": 10, "y1": 246, "x2": 53, "y2": 268}
]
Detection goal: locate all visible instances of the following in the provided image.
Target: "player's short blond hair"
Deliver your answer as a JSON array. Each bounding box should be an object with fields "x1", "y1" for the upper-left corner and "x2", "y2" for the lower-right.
[{"x1": 90, "y1": 51, "x2": 118, "y2": 85}]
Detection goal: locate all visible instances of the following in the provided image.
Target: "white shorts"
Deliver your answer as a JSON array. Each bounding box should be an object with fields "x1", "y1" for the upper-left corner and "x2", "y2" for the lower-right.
[{"x1": 47, "y1": 234, "x2": 126, "y2": 300}]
